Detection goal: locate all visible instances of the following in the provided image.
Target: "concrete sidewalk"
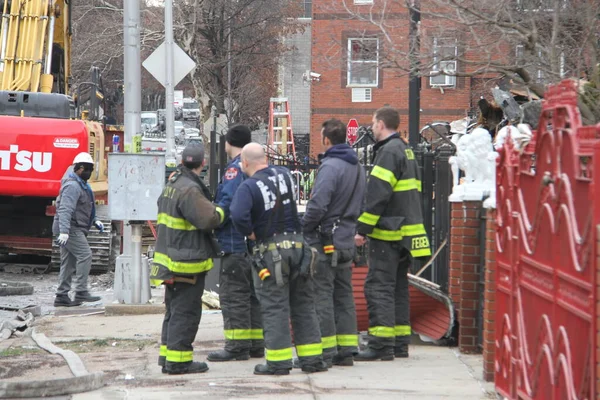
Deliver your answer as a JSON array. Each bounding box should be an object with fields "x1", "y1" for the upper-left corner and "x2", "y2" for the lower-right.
[{"x1": 26, "y1": 312, "x2": 496, "y2": 399}]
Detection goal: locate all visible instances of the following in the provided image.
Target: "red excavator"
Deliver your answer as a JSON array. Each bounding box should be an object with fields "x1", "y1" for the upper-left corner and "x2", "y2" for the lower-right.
[{"x1": 0, "y1": 0, "x2": 124, "y2": 273}]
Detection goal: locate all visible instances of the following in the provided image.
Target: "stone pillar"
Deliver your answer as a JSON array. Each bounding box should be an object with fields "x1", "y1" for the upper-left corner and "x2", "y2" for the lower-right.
[{"x1": 482, "y1": 209, "x2": 497, "y2": 381}]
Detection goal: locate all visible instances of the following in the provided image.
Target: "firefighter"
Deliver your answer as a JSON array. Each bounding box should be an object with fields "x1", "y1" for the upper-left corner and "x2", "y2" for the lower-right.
[
  {"x1": 53, "y1": 152, "x2": 103, "y2": 307},
  {"x1": 230, "y1": 143, "x2": 326, "y2": 376},
  {"x1": 354, "y1": 107, "x2": 431, "y2": 361},
  {"x1": 302, "y1": 119, "x2": 366, "y2": 367},
  {"x1": 208, "y1": 125, "x2": 264, "y2": 362},
  {"x1": 151, "y1": 143, "x2": 225, "y2": 375}
]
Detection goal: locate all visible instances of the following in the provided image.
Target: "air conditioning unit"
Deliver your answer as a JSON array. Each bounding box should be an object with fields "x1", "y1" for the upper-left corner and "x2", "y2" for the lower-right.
[
  {"x1": 352, "y1": 88, "x2": 372, "y2": 103},
  {"x1": 429, "y1": 61, "x2": 457, "y2": 88}
]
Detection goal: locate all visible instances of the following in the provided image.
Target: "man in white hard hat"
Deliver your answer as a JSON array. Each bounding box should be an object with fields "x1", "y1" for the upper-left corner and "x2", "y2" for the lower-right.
[{"x1": 52, "y1": 152, "x2": 104, "y2": 307}]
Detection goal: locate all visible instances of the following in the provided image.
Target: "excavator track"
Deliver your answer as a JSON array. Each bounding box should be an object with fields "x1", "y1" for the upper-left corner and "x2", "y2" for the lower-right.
[{"x1": 49, "y1": 218, "x2": 117, "y2": 275}]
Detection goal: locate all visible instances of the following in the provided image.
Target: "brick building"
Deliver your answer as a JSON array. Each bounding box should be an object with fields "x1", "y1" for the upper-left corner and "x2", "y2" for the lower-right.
[{"x1": 309, "y1": 0, "x2": 476, "y2": 156}]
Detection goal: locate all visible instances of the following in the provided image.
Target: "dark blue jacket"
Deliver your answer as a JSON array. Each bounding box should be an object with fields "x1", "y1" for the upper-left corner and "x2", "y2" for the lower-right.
[
  {"x1": 214, "y1": 155, "x2": 246, "y2": 253},
  {"x1": 230, "y1": 166, "x2": 300, "y2": 243},
  {"x1": 302, "y1": 144, "x2": 366, "y2": 249}
]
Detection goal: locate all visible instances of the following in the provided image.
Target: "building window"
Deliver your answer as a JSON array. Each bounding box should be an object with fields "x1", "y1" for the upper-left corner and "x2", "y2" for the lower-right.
[
  {"x1": 302, "y1": 0, "x2": 312, "y2": 18},
  {"x1": 347, "y1": 38, "x2": 379, "y2": 87},
  {"x1": 515, "y1": 45, "x2": 566, "y2": 83},
  {"x1": 354, "y1": 0, "x2": 374, "y2": 4},
  {"x1": 429, "y1": 38, "x2": 457, "y2": 88},
  {"x1": 515, "y1": 0, "x2": 566, "y2": 12}
]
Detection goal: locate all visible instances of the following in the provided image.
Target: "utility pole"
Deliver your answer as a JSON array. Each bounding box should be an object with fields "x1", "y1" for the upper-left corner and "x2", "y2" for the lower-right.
[
  {"x1": 164, "y1": 0, "x2": 176, "y2": 166},
  {"x1": 227, "y1": 0, "x2": 233, "y2": 125},
  {"x1": 122, "y1": 0, "x2": 141, "y2": 257},
  {"x1": 408, "y1": 0, "x2": 421, "y2": 148}
]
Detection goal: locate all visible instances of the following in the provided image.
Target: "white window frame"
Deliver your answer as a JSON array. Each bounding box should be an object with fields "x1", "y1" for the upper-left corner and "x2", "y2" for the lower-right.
[
  {"x1": 516, "y1": 0, "x2": 567, "y2": 12},
  {"x1": 354, "y1": 0, "x2": 374, "y2": 4},
  {"x1": 430, "y1": 38, "x2": 457, "y2": 88},
  {"x1": 347, "y1": 38, "x2": 379, "y2": 88}
]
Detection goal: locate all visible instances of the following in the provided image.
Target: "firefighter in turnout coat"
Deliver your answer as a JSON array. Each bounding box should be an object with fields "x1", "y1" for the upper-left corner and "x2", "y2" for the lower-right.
[
  {"x1": 302, "y1": 119, "x2": 366, "y2": 367},
  {"x1": 208, "y1": 125, "x2": 264, "y2": 362},
  {"x1": 354, "y1": 107, "x2": 431, "y2": 361},
  {"x1": 230, "y1": 143, "x2": 327, "y2": 376},
  {"x1": 151, "y1": 143, "x2": 225, "y2": 375}
]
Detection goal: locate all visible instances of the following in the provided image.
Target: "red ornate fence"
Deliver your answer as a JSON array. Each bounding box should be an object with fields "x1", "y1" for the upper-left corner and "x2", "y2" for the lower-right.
[{"x1": 495, "y1": 80, "x2": 600, "y2": 399}]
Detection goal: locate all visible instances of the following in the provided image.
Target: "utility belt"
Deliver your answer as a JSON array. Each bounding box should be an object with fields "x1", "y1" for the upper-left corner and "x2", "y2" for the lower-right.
[
  {"x1": 250, "y1": 233, "x2": 317, "y2": 287},
  {"x1": 318, "y1": 228, "x2": 353, "y2": 268}
]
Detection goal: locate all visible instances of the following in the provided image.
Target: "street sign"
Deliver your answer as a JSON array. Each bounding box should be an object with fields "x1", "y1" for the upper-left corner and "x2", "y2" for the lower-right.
[
  {"x1": 347, "y1": 118, "x2": 359, "y2": 146},
  {"x1": 142, "y1": 41, "x2": 196, "y2": 88}
]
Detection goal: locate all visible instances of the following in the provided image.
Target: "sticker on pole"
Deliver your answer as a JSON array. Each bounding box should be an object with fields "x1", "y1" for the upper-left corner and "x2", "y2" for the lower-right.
[
  {"x1": 347, "y1": 119, "x2": 359, "y2": 146},
  {"x1": 53, "y1": 138, "x2": 80, "y2": 149}
]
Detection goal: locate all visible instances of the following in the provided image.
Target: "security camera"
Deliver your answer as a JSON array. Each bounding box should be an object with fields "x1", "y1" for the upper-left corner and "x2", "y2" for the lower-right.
[{"x1": 309, "y1": 71, "x2": 321, "y2": 79}]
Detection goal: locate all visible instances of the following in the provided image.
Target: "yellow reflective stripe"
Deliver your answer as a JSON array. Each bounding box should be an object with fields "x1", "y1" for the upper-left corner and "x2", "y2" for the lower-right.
[
  {"x1": 411, "y1": 248, "x2": 432, "y2": 257},
  {"x1": 250, "y1": 329, "x2": 264, "y2": 340},
  {"x1": 336, "y1": 334, "x2": 359, "y2": 347},
  {"x1": 153, "y1": 252, "x2": 214, "y2": 274},
  {"x1": 401, "y1": 224, "x2": 427, "y2": 236},
  {"x1": 150, "y1": 278, "x2": 164, "y2": 286},
  {"x1": 265, "y1": 347, "x2": 293, "y2": 362},
  {"x1": 166, "y1": 349, "x2": 193, "y2": 363},
  {"x1": 368, "y1": 326, "x2": 396, "y2": 338},
  {"x1": 224, "y1": 329, "x2": 264, "y2": 340},
  {"x1": 296, "y1": 342, "x2": 323, "y2": 357},
  {"x1": 370, "y1": 165, "x2": 397, "y2": 187},
  {"x1": 393, "y1": 178, "x2": 422, "y2": 192},
  {"x1": 157, "y1": 213, "x2": 196, "y2": 231},
  {"x1": 159, "y1": 345, "x2": 167, "y2": 357},
  {"x1": 216, "y1": 206, "x2": 225, "y2": 223},
  {"x1": 395, "y1": 325, "x2": 411, "y2": 336},
  {"x1": 321, "y1": 335, "x2": 337, "y2": 349},
  {"x1": 358, "y1": 212, "x2": 380, "y2": 226},
  {"x1": 369, "y1": 228, "x2": 403, "y2": 241},
  {"x1": 368, "y1": 224, "x2": 428, "y2": 242}
]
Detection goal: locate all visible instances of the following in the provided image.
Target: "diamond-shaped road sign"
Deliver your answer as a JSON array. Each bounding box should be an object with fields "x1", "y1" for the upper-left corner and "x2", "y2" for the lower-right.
[{"x1": 142, "y1": 41, "x2": 196, "y2": 88}]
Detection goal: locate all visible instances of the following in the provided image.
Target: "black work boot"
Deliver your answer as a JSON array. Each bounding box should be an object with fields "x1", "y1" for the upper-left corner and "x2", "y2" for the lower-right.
[
  {"x1": 53, "y1": 295, "x2": 82, "y2": 307},
  {"x1": 301, "y1": 360, "x2": 329, "y2": 373},
  {"x1": 207, "y1": 349, "x2": 250, "y2": 362},
  {"x1": 74, "y1": 291, "x2": 101, "y2": 303},
  {"x1": 254, "y1": 364, "x2": 290, "y2": 376},
  {"x1": 332, "y1": 353, "x2": 354, "y2": 366},
  {"x1": 249, "y1": 348, "x2": 264, "y2": 358},
  {"x1": 166, "y1": 361, "x2": 209, "y2": 375},
  {"x1": 395, "y1": 343, "x2": 409, "y2": 358},
  {"x1": 158, "y1": 356, "x2": 167, "y2": 374},
  {"x1": 354, "y1": 347, "x2": 394, "y2": 361}
]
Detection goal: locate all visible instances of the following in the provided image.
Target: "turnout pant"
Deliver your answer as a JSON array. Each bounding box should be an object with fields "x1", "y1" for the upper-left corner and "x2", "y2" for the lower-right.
[
  {"x1": 364, "y1": 239, "x2": 411, "y2": 349},
  {"x1": 219, "y1": 253, "x2": 264, "y2": 353},
  {"x1": 159, "y1": 273, "x2": 206, "y2": 365},
  {"x1": 56, "y1": 230, "x2": 92, "y2": 296},
  {"x1": 253, "y1": 241, "x2": 324, "y2": 369},
  {"x1": 313, "y1": 249, "x2": 358, "y2": 360}
]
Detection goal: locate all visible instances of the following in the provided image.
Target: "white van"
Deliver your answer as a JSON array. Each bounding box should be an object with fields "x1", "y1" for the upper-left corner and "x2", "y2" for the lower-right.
[{"x1": 141, "y1": 111, "x2": 158, "y2": 131}]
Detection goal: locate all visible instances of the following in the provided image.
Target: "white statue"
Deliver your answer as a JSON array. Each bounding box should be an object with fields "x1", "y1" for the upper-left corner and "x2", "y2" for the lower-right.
[{"x1": 449, "y1": 127, "x2": 498, "y2": 204}]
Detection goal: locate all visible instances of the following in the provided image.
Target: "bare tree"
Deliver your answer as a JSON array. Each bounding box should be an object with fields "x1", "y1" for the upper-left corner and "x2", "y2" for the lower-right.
[{"x1": 173, "y1": 0, "x2": 303, "y2": 126}]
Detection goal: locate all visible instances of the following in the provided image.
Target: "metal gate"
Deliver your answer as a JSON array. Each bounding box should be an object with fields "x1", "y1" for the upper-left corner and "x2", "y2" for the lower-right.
[
  {"x1": 415, "y1": 124, "x2": 455, "y2": 290},
  {"x1": 494, "y1": 81, "x2": 599, "y2": 399}
]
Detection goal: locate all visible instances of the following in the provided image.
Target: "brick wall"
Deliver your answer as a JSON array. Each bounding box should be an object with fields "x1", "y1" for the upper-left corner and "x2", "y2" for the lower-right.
[
  {"x1": 449, "y1": 200, "x2": 485, "y2": 354},
  {"x1": 482, "y1": 209, "x2": 497, "y2": 382},
  {"x1": 309, "y1": 1, "x2": 474, "y2": 157}
]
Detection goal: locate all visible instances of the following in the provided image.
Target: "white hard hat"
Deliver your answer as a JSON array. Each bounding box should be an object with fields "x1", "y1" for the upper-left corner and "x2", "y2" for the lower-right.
[{"x1": 73, "y1": 152, "x2": 94, "y2": 164}]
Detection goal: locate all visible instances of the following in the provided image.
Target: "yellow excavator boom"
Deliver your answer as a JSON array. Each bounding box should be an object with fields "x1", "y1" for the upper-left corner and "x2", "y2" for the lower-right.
[{"x1": 0, "y1": 0, "x2": 70, "y2": 93}]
